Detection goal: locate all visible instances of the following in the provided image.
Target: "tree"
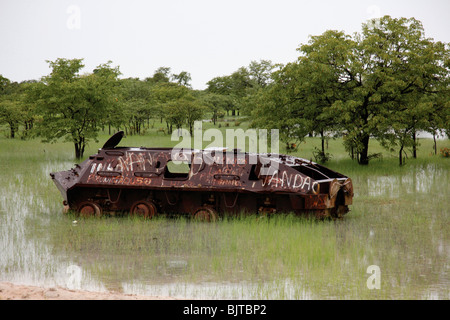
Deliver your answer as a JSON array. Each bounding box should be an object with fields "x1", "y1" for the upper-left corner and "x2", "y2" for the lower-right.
[
  {"x1": 147, "y1": 67, "x2": 172, "y2": 84},
  {"x1": 172, "y1": 71, "x2": 192, "y2": 87},
  {"x1": 248, "y1": 33, "x2": 350, "y2": 156},
  {"x1": 0, "y1": 76, "x2": 25, "y2": 138},
  {"x1": 152, "y1": 82, "x2": 192, "y2": 134},
  {"x1": 207, "y1": 67, "x2": 253, "y2": 115},
  {"x1": 118, "y1": 78, "x2": 154, "y2": 135},
  {"x1": 182, "y1": 98, "x2": 204, "y2": 135},
  {"x1": 247, "y1": 60, "x2": 281, "y2": 88},
  {"x1": 377, "y1": 95, "x2": 427, "y2": 165},
  {"x1": 33, "y1": 58, "x2": 120, "y2": 159},
  {"x1": 0, "y1": 98, "x2": 22, "y2": 138},
  {"x1": 249, "y1": 17, "x2": 449, "y2": 164},
  {"x1": 19, "y1": 80, "x2": 39, "y2": 137},
  {"x1": 0, "y1": 75, "x2": 11, "y2": 94},
  {"x1": 202, "y1": 93, "x2": 228, "y2": 125},
  {"x1": 426, "y1": 90, "x2": 450, "y2": 155},
  {"x1": 250, "y1": 87, "x2": 306, "y2": 151},
  {"x1": 271, "y1": 16, "x2": 449, "y2": 165},
  {"x1": 164, "y1": 96, "x2": 204, "y2": 136},
  {"x1": 359, "y1": 17, "x2": 448, "y2": 164}
]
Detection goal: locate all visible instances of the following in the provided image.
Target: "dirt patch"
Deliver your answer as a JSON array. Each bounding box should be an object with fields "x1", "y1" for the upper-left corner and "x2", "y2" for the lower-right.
[{"x1": 0, "y1": 282, "x2": 179, "y2": 300}]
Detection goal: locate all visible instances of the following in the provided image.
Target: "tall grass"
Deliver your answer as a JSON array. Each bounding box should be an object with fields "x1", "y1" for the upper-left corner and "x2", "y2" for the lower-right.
[{"x1": 0, "y1": 121, "x2": 449, "y2": 299}]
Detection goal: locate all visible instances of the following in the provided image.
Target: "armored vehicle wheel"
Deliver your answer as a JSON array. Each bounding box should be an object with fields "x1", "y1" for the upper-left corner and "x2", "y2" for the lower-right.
[
  {"x1": 333, "y1": 205, "x2": 348, "y2": 219},
  {"x1": 130, "y1": 201, "x2": 157, "y2": 219},
  {"x1": 78, "y1": 202, "x2": 102, "y2": 217},
  {"x1": 258, "y1": 206, "x2": 276, "y2": 217},
  {"x1": 193, "y1": 207, "x2": 218, "y2": 222}
]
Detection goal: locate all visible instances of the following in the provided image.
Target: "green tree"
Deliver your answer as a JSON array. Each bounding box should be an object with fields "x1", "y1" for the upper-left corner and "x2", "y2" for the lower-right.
[
  {"x1": 202, "y1": 93, "x2": 228, "y2": 125},
  {"x1": 0, "y1": 98, "x2": 22, "y2": 138},
  {"x1": 182, "y1": 98, "x2": 204, "y2": 135},
  {"x1": 206, "y1": 67, "x2": 254, "y2": 116},
  {"x1": 351, "y1": 16, "x2": 450, "y2": 164},
  {"x1": 247, "y1": 60, "x2": 281, "y2": 88},
  {"x1": 0, "y1": 76, "x2": 25, "y2": 138},
  {"x1": 264, "y1": 16, "x2": 449, "y2": 165},
  {"x1": 118, "y1": 78, "x2": 154, "y2": 135},
  {"x1": 426, "y1": 90, "x2": 450, "y2": 155},
  {"x1": 248, "y1": 34, "x2": 350, "y2": 156},
  {"x1": 33, "y1": 58, "x2": 120, "y2": 159},
  {"x1": 172, "y1": 71, "x2": 192, "y2": 87},
  {"x1": 20, "y1": 80, "x2": 39, "y2": 137},
  {"x1": 207, "y1": 60, "x2": 281, "y2": 119},
  {"x1": 250, "y1": 87, "x2": 306, "y2": 151},
  {"x1": 147, "y1": 67, "x2": 172, "y2": 84},
  {"x1": 152, "y1": 82, "x2": 191, "y2": 134}
]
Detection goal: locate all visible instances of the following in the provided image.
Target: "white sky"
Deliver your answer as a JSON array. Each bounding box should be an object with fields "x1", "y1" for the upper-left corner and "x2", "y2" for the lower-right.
[{"x1": 1, "y1": 0, "x2": 449, "y2": 90}]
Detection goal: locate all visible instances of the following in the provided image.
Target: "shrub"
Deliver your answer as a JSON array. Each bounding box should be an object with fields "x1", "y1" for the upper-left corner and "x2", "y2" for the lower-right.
[
  {"x1": 312, "y1": 147, "x2": 332, "y2": 163},
  {"x1": 440, "y1": 147, "x2": 450, "y2": 157}
]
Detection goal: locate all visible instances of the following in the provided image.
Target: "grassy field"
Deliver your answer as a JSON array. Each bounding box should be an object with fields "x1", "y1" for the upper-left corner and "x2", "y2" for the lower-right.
[{"x1": 0, "y1": 119, "x2": 449, "y2": 299}]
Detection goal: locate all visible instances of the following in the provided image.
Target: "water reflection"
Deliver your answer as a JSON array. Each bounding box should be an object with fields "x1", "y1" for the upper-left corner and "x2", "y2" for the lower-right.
[
  {"x1": 365, "y1": 164, "x2": 446, "y2": 197},
  {"x1": 0, "y1": 155, "x2": 448, "y2": 299},
  {"x1": 0, "y1": 161, "x2": 101, "y2": 290},
  {"x1": 122, "y1": 279, "x2": 313, "y2": 300}
]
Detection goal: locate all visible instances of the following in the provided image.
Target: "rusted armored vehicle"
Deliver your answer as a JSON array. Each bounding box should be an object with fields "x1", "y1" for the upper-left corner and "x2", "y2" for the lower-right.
[{"x1": 51, "y1": 131, "x2": 353, "y2": 220}]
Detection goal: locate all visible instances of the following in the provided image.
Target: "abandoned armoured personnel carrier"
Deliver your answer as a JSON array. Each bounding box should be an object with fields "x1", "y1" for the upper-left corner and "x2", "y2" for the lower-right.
[{"x1": 50, "y1": 131, "x2": 353, "y2": 220}]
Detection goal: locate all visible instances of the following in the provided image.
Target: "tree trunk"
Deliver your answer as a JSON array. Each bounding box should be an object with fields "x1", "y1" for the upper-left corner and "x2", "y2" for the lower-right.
[
  {"x1": 74, "y1": 137, "x2": 85, "y2": 159},
  {"x1": 399, "y1": 146, "x2": 404, "y2": 166},
  {"x1": 433, "y1": 132, "x2": 437, "y2": 155},
  {"x1": 320, "y1": 130, "x2": 325, "y2": 155},
  {"x1": 75, "y1": 142, "x2": 81, "y2": 159},
  {"x1": 412, "y1": 129, "x2": 417, "y2": 158},
  {"x1": 358, "y1": 135, "x2": 370, "y2": 165},
  {"x1": 10, "y1": 124, "x2": 15, "y2": 139}
]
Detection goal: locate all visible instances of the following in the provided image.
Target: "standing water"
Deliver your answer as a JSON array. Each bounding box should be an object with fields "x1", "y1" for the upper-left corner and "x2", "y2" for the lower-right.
[{"x1": 0, "y1": 138, "x2": 449, "y2": 299}]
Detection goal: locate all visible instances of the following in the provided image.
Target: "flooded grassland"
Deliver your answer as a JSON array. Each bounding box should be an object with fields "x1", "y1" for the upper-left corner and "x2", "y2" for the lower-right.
[{"x1": 0, "y1": 134, "x2": 449, "y2": 299}]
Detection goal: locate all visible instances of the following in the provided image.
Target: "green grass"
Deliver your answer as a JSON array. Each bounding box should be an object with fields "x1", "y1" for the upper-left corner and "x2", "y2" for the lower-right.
[{"x1": 0, "y1": 120, "x2": 449, "y2": 299}]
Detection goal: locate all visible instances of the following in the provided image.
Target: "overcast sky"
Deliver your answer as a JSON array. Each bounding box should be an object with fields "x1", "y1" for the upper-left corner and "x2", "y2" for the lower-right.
[{"x1": 1, "y1": 0, "x2": 449, "y2": 89}]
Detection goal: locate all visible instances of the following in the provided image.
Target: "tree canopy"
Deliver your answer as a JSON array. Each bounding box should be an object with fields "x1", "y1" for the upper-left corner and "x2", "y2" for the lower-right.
[
  {"x1": 249, "y1": 16, "x2": 450, "y2": 165},
  {"x1": 0, "y1": 16, "x2": 448, "y2": 165},
  {"x1": 32, "y1": 58, "x2": 121, "y2": 158}
]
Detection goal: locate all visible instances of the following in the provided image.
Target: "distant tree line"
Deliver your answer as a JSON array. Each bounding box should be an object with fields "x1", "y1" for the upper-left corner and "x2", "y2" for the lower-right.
[
  {"x1": 0, "y1": 61, "x2": 208, "y2": 159},
  {"x1": 0, "y1": 16, "x2": 448, "y2": 164},
  {"x1": 0, "y1": 57, "x2": 280, "y2": 159}
]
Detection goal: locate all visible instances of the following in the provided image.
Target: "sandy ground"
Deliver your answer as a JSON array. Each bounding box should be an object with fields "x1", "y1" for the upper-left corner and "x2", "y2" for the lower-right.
[{"x1": 0, "y1": 282, "x2": 179, "y2": 300}]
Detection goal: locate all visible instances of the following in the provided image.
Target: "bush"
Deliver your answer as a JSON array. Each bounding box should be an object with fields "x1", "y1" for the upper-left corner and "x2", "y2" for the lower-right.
[
  {"x1": 312, "y1": 147, "x2": 332, "y2": 163},
  {"x1": 440, "y1": 147, "x2": 450, "y2": 157}
]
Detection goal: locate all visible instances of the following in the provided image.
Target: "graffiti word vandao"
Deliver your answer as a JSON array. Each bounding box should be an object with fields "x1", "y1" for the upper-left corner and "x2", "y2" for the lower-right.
[{"x1": 262, "y1": 170, "x2": 318, "y2": 193}]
